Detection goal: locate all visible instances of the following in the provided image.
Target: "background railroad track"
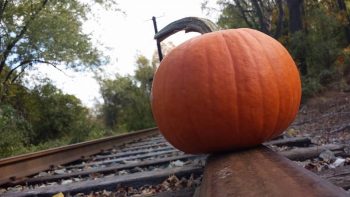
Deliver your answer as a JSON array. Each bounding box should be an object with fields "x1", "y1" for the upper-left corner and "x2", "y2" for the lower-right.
[{"x1": 0, "y1": 127, "x2": 350, "y2": 196}]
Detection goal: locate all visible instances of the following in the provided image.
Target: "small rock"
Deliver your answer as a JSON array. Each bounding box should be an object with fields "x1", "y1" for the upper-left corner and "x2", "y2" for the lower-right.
[
  {"x1": 61, "y1": 180, "x2": 73, "y2": 185},
  {"x1": 73, "y1": 178, "x2": 81, "y2": 182},
  {"x1": 38, "y1": 184, "x2": 46, "y2": 188},
  {"x1": 123, "y1": 160, "x2": 139, "y2": 165},
  {"x1": 54, "y1": 169, "x2": 66, "y2": 175},
  {"x1": 46, "y1": 182, "x2": 58, "y2": 186},
  {"x1": 118, "y1": 170, "x2": 128, "y2": 175},
  {"x1": 37, "y1": 172, "x2": 49, "y2": 177},
  {"x1": 129, "y1": 167, "x2": 144, "y2": 173},
  {"x1": 102, "y1": 190, "x2": 112, "y2": 196},
  {"x1": 330, "y1": 158, "x2": 346, "y2": 168},
  {"x1": 169, "y1": 160, "x2": 184, "y2": 167},
  {"x1": 295, "y1": 160, "x2": 311, "y2": 168},
  {"x1": 7, "y1": 186, "x2": 23, "y2": 192},
  {"x1": 104, "y1": 174, "x2": 115, "y2": 178},
  {"x1": 319, "y1": 149, "x2": 336, "y2": 162},
  {"x1": 0, "y1": 188, "x2": 7, "y2": 194},
  {"x1": 344, "y1": 146, "x2": 350, "y2": 154}
]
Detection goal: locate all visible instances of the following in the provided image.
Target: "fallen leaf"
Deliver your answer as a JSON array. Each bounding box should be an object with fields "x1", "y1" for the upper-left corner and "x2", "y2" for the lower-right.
[{"x1": 52, "y1": 192, "x2": 64, "y2": 197}]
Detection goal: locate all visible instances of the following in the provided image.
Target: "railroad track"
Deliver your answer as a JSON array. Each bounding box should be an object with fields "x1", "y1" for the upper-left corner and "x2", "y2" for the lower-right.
[{"x1": 0, "y1": 128, "x2": 349, "y2": 196}]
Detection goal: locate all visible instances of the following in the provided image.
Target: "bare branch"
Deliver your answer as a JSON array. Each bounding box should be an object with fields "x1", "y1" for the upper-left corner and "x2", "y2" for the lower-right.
[
  {"x1": 234, "y1": 0, "x2": 254, "y2": 27},
  {"x1": 10, "y1": 65, "x2": 28, "y2": 83},
  {"x1": 251, "y1": 0, "x2": 269, "y2": 34},
  {"x1": 330, "y1": 124, "x2": 350, "y2": 133},
  {"x1": 240, "y1": 0, "x2": 249, "y2": 7},
  {"x1": 0, "y1": 0, "x2": 8, "y2": 22},
  {"x1": 3, "y1": 59, "x2": 35, "y2": 84},
  {"x1": 2, "y1": 59, "x2": 63, "y2": 84}
]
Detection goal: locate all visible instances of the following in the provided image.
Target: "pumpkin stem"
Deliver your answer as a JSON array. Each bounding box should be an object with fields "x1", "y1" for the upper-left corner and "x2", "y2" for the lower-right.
[{"x1": 154, "y1": 17, "x2": 219, "y2": 42}]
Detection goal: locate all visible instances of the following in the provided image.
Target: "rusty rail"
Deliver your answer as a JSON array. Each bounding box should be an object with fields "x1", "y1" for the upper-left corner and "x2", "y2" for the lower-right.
[
  {"x1": 1, "y1": 127, "x2": 349, "y2": 196},
  {"x1": 199, "y1": 145, "x2": 348, "y2": 197},
  {"x1": 0, "y1": 127, "x2": 159, "y2": 185}
]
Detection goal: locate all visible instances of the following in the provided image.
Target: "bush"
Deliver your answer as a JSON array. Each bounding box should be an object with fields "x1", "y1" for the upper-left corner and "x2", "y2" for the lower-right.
[
  {"x1": 0, "y1": 105, "x2": 32, "y2": 158},
  {"x1": 319, "y1": 69, "x2": 339, "y2": 86},
  {"x1": 301, "y1": 76, "x2": 324, "y2": 100},
  {"x1": 0, "y1": 81, "x2": 109, "y2": 158}
]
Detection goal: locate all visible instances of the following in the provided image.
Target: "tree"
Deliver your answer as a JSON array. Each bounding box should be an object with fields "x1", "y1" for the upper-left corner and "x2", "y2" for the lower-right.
[
  {"x1": 302, "y1": 1, "x2": 344, "y2": 70},
  {"x1": 3, "y1": 80, "x2": 93, "y2": 144},
  {"x1": 286, "y1": 0, "x2": 304, "y2": 33},
  {"x1": 251, "y1": 0, "x2": 269, "y2": 34},
  {"x1": 216, "y1": 0, "x2": 258, "y2": 29},
  {"x1": 214, "y1": 0, "x2": 279, "y2": 36},
  {"x1": 135, "y1": 55, "x2": 154, "y2": 95},
  {"x1": 0, "y1": 0, "x2": 116, "y2": 97},
  {"x1": 337, "y1": 0, "x2": 350, "y2": 44},
  {"x1": 99, "y1": 55, "x2": 156, "y2": 132},
  {"x1": 206, "y1": 0, "x2": 350, "y2": 98},
  {"x1": 0, "y1": 104, "x2": 32, "y2": 158},
  {"x1": 29, "y1": 82, "x2": 91, "y2": 144},
  {"x1": 0, "y1": 79, "x2": 99, "y2": 157},
  {"x1": 274, "y1": 0, "x2": 284, "y2": 38},
  {"x1": 100, "y1": 75, "x2": 136, "y2": 129},
  {"x1": 286, "y1": 0, "x2": 308, "y2": 75},
  {"x1": 151, "y1": 42, "x2": 175, "y2": 68}
]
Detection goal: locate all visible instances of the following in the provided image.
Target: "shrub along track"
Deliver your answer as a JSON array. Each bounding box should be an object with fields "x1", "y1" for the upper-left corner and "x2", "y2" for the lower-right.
[{"x1": 0, "y1": 127, "x2": 349, "y2": 196}]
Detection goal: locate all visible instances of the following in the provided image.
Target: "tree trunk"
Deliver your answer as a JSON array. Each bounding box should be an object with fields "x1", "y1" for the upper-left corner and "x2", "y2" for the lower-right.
[
  {"x1": 286, "y1": 0, "x2": 307, "y2": 75},
  {"x1": 337, "y1": 0, "x2": 350, "y2": 44},
  {"x1": 286, "y1": 0, "x2": 303, "y2": 33},
  {"x1": 251, "y1": 0, "x2": 269, "y2": 34},
  {"x1": 274, "y1": 0, "x2": 284, "y2": 39}
]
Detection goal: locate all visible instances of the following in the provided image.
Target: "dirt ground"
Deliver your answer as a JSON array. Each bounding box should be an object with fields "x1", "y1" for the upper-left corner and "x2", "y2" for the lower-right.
[{"x1": 288, "y1": 91, "x2": 350, "y2": 145}]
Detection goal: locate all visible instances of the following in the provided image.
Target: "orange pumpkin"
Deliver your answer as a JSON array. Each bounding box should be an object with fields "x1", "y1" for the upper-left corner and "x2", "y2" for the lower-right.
[{"x1": 151, "y1": 28, "x2": 301, "y2": 154}]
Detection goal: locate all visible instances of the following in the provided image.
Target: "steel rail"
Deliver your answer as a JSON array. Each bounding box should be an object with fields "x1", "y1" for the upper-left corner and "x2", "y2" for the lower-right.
[
  {"x1": 199, "y1": 145, "x2": 348, "y2": 197},
  {"x1": 0, "y1": 127, "x2": 159, "y2": 185}
]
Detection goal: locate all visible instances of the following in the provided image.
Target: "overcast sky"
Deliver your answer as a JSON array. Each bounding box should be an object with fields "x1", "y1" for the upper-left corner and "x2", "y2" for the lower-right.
[{"x1": 29, "y1": 0, "x2": 219, "y2": 108}]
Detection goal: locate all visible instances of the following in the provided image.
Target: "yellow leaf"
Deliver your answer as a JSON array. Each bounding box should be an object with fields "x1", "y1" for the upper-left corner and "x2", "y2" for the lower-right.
[
  {"x1": 52, "y1": 192, "x2": 64, "y2": 197},
  {"x1": 285, "y1": 128, "x2": 299, "y2": 137}
]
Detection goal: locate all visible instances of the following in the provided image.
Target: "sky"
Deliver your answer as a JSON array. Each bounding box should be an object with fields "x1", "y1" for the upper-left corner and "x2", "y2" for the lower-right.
[{"x1": 29, "y1": 0, "x2": 219, "y2": 108}]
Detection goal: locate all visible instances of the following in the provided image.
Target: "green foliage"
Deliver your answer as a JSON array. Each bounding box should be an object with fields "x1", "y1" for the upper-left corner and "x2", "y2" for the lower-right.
[
  {"x1": 99, "y1": 76, "x2": 155, "y2": 132},
  {"x1": 214, "y1": 0, "x2": 279, "y2": 34},
  {"x1": 99, "y1": 55, "x2": 156, "y2": 132},
  {"x1": 0, "y1": 104, "x2": 32, "y2": 158},
  {"x1": 0, "y1": 80, "x2": 106, "y2": 158},
  {"x1": 287, "y1": 2, "x2": 346, "y2": 98},
  {"x1": 0, "y1": 0, "x2": 119, "y2": 157},
  {"x1": 301, "y1": 76, "x2": 324, "y2": 99},
  {"x1": 0, "y1": 1, "x2": 163, "y2": 158},
  {"x1": 135, "y1": 55, "x2": 154, "y2": 95},
  {"x1": 100, "y1": 76, "x2": 136, "y2": 129},
  {"x1": 27, "y1": 83, "x2": 90, "y2": 144},
  {"x1": 303, "y1": 3, "x2": 344, "y2": 71},
  {"x1": 211, "y1": 0, "x2": 350, "y2": 98},
  {"x1": 217, "y1": 2, "x2": 250, "y2": 29},
  {"x1": 0, "y1": 0, "x2": 117, "y2": 97}
]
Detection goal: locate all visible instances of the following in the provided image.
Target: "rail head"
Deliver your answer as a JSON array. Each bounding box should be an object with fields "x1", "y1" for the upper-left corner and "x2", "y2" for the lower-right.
[{"x1": 199, "y1": 145, "x2": 348, "y2": 197}]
